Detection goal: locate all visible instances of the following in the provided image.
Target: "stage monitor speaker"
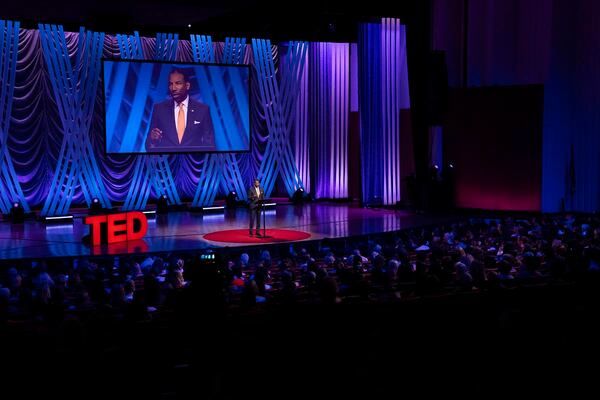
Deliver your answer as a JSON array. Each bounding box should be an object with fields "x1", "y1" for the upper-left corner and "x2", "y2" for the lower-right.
[{"x1": 426, "y1": 50, "x2": 449, "y2": 126}]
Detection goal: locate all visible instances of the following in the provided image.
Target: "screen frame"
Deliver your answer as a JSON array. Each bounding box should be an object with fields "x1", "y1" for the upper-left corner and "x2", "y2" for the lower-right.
[{"x1": 100, "y1": 57, "x2": 252, "y2": 156}]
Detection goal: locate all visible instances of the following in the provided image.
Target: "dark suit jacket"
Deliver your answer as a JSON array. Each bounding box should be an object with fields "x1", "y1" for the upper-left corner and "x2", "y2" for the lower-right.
[
  {"x1": 145, "y1": 98, "x2": 215, "y2": 152},
  {"x1": 247, "y1": 186, "x2": 264, "y2": 209}
]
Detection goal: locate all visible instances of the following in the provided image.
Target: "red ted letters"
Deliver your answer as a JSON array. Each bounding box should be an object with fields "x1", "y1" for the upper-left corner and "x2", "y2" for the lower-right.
[{"x1": 84, "y1": 211, "x2": 148, "y2": 245}]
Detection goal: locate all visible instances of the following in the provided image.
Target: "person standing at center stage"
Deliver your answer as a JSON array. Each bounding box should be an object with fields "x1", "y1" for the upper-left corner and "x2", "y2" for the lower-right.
[{"x1": 248, "y1": 179, "x2": 264, "y2": 236}]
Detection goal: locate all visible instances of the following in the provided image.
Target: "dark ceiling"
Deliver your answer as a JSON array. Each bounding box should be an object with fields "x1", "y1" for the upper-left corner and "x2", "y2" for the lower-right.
[{"x1": 2, "y1": 0, "x2": 430, "y2": 42}]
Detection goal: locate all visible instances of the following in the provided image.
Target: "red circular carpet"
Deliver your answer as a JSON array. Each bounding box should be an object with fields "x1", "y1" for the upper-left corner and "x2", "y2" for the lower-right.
[{"x1": 203, "y1": 229, "x2": 311, "y2": 244}]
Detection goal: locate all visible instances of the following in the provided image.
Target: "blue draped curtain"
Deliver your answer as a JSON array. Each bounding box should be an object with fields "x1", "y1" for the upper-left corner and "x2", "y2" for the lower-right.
[
  {"x1": 432, "y1": 0, "x2": 553, "y2": 87},
  {"x1": 542, "y1": 0, "x2": 600, "y2": 212},
  {"x1": 308, "y1": 42, "x2": 349, "y2": 199},
  {"x1": 294, "y1": 42, "x2": 351, "y2": 199},
  {"x1": 8, "y1": 29, "x2": 273, "y2": 208},
  {"x1": 358, "y1": 18, "x2": 408, "y2": 206}
]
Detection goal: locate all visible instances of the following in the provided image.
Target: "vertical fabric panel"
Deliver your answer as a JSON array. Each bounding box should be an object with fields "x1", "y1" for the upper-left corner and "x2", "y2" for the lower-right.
[
  {"x1": 294, "y1": 48, "x2": 310, "y2": 192},
  {"x1": 308, "y1": 42, "x2": 349, "y2": 199},
  {"x1": 358, "y1": 22, "x2": 383, "y2": 205},
  {"x1": 359, "y1": 19, "x2": 407, "y2": 205},
  {"x1": 350, "y1": 43, "x2": 359, "y2": 112},
  {"x1": 542, "y1": 0, "x2": 600, "y2": 212},
  {"x1": 381, "y1": 18, "x2": 403, "y2": 205},
  {"x1": 0, "y1": 20, "x2": 29, "y2": 213},
  {"x1": 252, "y1": 39, "x2": 307, "y2": 198},
  {"x1": 38, "y1": 25, "x2": 110, "y2": 216}
]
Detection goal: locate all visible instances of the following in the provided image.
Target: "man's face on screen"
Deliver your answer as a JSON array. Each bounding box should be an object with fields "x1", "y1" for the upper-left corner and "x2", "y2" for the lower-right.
[{"x1": 168, "y1": 72, "x2": 190, "y2": 103}]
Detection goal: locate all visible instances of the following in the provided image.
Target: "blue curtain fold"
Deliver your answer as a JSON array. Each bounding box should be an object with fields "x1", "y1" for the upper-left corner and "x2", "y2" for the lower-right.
[
  {"x1": 542, "y1": 0, "x2": 600, "y2": 212},
  {"x1": 8, "y1": 29, "x2": 273, "y2": 208},
  {"x1": 293, "y1": 42, "x2": 354, "y2": 200},
  {"x1": 358, "y1": 22, "x2": 383, "y2": 205},
  {"x1": 358, "y1": 19, "x2": 407, "y2": 206}
]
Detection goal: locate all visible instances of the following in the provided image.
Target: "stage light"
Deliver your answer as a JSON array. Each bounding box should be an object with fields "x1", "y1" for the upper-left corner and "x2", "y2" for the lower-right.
[
  {"x1": 141, "y1": 210, "x2": 157, "y2": 221},
  {"x1": 202, "y1": 206, "x2": 225, "y2": 211},
  {"x1": 43, "y1": 215, "x2": 73, "y2": 224},
  {"x1": 187, "y1": 24, "x2": 192, "y2": 28},
  {"x1": 292, "y1": 188, "x2": 305, "y2": 204},
  {"x1": 226, "y1": 191, "x2": 238, "y2": 208},
  {"x1": 89, "y1": 197, "x2": 103, "y2": 215},
  {"x1": 429, "y1": 164, "x2": 440, "y2": 181},
  {"x1": 10, "y1": 202, "x2": 25, "y2": 224},
  {"x1": 157, "y1": 194, "x2": 169, "y2": 214}
]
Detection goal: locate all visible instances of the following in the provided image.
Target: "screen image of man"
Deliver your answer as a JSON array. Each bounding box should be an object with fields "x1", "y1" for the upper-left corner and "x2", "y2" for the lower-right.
[
  {"x1": 145, "y1": 68, "x2": 216, "y2": 152},
  {"x1": 248, "y1": 179, "x2": 264, "y2": 236}
]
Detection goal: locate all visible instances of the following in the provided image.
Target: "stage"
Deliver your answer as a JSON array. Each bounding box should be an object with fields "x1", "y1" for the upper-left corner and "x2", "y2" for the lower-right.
[{"x1": 0, "y1": 203, "x2": 457, "y2": 260}]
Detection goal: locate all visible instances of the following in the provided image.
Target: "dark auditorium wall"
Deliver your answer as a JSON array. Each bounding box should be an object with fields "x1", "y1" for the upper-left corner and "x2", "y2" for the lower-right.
[
  {"x1": 444, "y1": 85, "x2": 543, "y2": 211},
  {"x1": 432, "y1": 0, "x2": 552, "y2": 88},
  {"x1": 433, "y1": 0, "x2": 600, "y2": 212}
]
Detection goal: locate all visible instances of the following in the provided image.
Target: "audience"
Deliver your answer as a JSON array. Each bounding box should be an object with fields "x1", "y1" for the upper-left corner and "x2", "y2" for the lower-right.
[{"x1": 1, "y1": 213, "x2": 600, "y2": 324}]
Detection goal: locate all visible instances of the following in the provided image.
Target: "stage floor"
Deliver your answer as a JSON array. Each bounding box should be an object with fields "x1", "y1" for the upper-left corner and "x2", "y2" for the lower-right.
[{"x1": 0, "y1": 203, "x2": 457, "y2": 260}]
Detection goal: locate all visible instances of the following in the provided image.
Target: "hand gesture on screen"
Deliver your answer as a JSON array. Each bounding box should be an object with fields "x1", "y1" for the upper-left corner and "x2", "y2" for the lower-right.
[{"x1": 150, "y1": 128, "x2": 163, "y2": 143}]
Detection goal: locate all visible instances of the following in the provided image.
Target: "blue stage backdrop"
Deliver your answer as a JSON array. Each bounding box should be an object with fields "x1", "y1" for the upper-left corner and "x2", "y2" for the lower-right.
[
  {"x1": 358, "y1": 18, "x2": 409, "y2": 206},
  {"x1": 307, "y1": 42, "x2": 349, "y2": 199},
  {"x1": 0, "y1": 20, "x2": 30, "y2": 214},
  {"x1": 4, "y1": 22, "x2": 409, "y2": 210},
  {"x1": 7, "y1": 29, "x2": 272, "y2": 207}
]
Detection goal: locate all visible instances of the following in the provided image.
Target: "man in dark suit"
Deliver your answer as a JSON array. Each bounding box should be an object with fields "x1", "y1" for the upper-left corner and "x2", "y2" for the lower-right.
[
  {"x1": 145, "y1": 68, "x2": 216, "y2": 152},
  {"x1": 248, "y1": 179, "x2": 264, "y2": 236}
]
